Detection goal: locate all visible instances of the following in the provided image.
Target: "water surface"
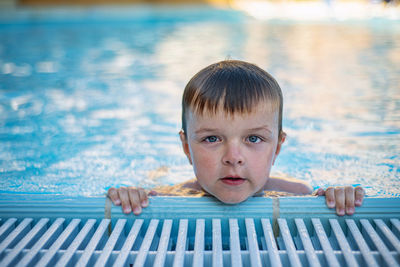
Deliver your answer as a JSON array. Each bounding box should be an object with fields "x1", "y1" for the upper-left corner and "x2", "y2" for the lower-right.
[{"x1": 0, "y1": 7, "x2": 399, "y2": 196}]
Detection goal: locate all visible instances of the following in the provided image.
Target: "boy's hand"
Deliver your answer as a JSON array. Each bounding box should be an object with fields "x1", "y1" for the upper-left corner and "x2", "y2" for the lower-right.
[
  {"x1": 313, "y1": 186, "x2": 364, "y2": 216},
  {"x1": 107, "y1": 187, "x2": 157, "y2": 215}
]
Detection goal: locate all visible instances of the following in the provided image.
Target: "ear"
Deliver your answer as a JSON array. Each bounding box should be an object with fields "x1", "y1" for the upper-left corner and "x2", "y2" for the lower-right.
[
  {"x1": 272, "y1": 131, "x2": 286, "y2": 165},
  {"x1": 179, "y1": 130, "x2": 192, "y2": 165}
]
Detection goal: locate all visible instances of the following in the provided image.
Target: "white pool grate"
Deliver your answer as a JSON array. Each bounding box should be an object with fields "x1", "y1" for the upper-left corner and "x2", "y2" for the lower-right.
[{"x1": 0, "y1": 217, "x2": 400, "y2": 267}]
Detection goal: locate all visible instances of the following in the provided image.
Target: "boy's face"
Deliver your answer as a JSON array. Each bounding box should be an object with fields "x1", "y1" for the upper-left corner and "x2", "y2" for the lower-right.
[{"x1": 180, "y1": 103, "x2": 285, "y2": 204}]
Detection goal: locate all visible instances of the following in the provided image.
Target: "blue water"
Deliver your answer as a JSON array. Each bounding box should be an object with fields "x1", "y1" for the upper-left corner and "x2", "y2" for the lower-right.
[{"x1": 0, "y1": 6, "x2": 399, "y2": 197}]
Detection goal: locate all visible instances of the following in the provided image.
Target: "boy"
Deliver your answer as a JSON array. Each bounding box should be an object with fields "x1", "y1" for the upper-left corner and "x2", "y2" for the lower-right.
[{"x1": 108, "y1": 60, "x2": 364, "y2": 216}]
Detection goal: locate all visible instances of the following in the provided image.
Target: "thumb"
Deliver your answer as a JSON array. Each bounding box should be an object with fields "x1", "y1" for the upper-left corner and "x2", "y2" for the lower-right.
[
  {"x1": 313, "y1": 188, "x2": 325, "y2": 196},
  {"x1": 148, "y1": 190, "x2": 158, "y2": 196}
]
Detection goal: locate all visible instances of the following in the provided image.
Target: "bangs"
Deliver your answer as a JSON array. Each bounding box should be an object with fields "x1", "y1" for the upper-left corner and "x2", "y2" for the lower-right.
[{"x1": 188, "y1": 68, "x2": 280, "y2": 116}]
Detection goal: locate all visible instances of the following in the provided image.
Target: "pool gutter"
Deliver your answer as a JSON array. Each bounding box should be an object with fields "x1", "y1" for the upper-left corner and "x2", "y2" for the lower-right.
[{"x1": 1, "y1": 194, "x2": 399, "y2": 222}]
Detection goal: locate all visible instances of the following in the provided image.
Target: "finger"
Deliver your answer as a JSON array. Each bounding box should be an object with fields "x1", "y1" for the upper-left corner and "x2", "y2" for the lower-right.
[
  {"x1": 325, "y1": 187, "x2": 335, "y2": 208},
  {"x1": 355, "y1": 186, "x2": 365, "y2": 206},
  {"x1": 127, "y1": 188, "x2": 142, "y2": 215},
  {"x1": 316, "y1": 188, "x2": 325, "y2": 196},
  {"x1": 334, "y1": 187, "x2": 345, "y2": 216},
  {"x1": 119, "y1": 187, "x2": 132, "y2": 214},
  {"x1": 137, "y1": 188, "x2": 149, "y2": 207},
  {"x1": 312, "y1": 188, "x2": 324, "y2": 196},
  {"x1": 107, "y1": 188, "x2": 121, "y2": 205},
  {"x1": 345, "y1": 187, "x2": 355, "y2": 215}
]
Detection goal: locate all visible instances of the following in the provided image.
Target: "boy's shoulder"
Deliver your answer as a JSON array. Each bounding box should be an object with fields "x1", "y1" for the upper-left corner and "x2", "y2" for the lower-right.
[{"x1": 264, "y1": 176, "x2": 313, "y2": 195}]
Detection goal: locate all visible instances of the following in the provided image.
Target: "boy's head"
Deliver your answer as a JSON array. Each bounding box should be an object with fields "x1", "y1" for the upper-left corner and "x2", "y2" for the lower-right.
[
  {"x1": 180, "y1": 60, "x2": 286, "y2": 204},
  {"x1": 181, "y1": 60, "x2": 283, "y2": 138}
]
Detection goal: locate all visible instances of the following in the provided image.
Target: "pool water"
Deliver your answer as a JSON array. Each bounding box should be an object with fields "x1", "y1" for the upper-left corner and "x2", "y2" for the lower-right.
[{"x1": 0, "y1": 6, "x2": 399, "y2": 197}]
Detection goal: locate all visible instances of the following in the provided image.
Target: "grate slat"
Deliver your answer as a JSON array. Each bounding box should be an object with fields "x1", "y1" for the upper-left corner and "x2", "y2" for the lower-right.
[
  {"x1": 278, "y1": 218, "x2": 302, "y2": 267},
  {"x1": 75, "y1": 219, "x2": 110, "y2": 267},
  {"x1": 346, "y1": 219, "x2": 379, "y2": 267},
  {"x1": 229, "y1": 219, "x2": 243, "y2": 267},
  {"x1": 0, "y1": 218, "x2": 17, "y2": 243},
  {"x1": 261, "y1": 219, "x2": 282, "y2": 267},
  {"x1": 212, "y1": 219, "x2": 223, "y2": 267},
  {"x1": 311, "y1": 218, "x2": 340, "y2": 267},
  {"x1": 94, "y1": 219, "x2": 126, "y2": 267},
  {"x1": 193, "y1": 219, "x2": 205, "y2": 267},
  {"x1": 173, "y1": 219, "x2": 188, "y2": 267},
  {"x1": 114, "y1": 219, "x2": 143, "y2": 267},
  {"x1": 36, "y1": 218, "x2": 81, "y2": 267},
  {"x1": 330, "y1": 219, "x2": 359, "y2": 267},
  {"x1": 245, "y1": 218, "x2": 262, "y2": 267},
  {"x1": 374, "y1": 219, "x2": 400, "y2": 254},
  {"x1": 0, "y1": 218, "x2": 48, "y2": 267},
  {"x1": 133, "y1": 219, "x2": 157, "y2": 267},
  {"x1": 19, "y1": 218, "x2": 65, "y2": 267},
  {"x1": 0, "y1": 218, "x2": 32, "y2": 256},
  {"x1": 153, "y1": 219, "x2": 172, "y2": 267},
  {"x1": 391, "y1": 219, "x2": 400, "y2": 236},
  {"x1": 55, "y1": 219, "x2": 97, "y2": 267},
  {"x1": 295, "y1": 218, "x2": 321, "y2": 267},
  {"x1": 360, "y1": 219, "x2": 399, "y2": 267}
]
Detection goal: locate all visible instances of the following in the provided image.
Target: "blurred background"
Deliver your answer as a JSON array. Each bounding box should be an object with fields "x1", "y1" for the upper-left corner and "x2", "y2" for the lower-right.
[
  {"x1": 1, "y1": 0, "x2": 399, "y2": 15},
  {"x1": 0, "y1": 0, "x2": 399, "y2": 197}
]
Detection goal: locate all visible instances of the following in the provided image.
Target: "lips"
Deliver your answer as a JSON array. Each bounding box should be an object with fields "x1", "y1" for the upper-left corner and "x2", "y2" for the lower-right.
[{"x1": 220, "y1": 176, "x2": 246, "y2": 186}]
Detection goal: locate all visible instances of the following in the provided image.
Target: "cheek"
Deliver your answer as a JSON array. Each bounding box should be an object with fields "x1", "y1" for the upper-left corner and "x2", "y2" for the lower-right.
[
  {"x1": 250, "y1": 146, "x2": 276, "y2": 170},
  {"x1": 190, "y1": 146, "x2": 218, "y2": 174}
]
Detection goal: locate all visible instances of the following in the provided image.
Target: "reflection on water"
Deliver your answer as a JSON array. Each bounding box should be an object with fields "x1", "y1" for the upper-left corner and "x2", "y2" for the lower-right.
[{"x1": 0, "y1": 7, "x2": 399, "y2": 196}]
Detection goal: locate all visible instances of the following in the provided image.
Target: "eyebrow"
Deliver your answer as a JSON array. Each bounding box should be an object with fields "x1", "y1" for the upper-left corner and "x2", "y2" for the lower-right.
[
  {"x1": 247, "y1": 126, "x2": 273, "y2": 135},
  {"x1": 194, "y1": 126, "x2": 273, "y2": 135},
  {"x1": 194, "y1": 128, "x2": 219, "y2": 135}
]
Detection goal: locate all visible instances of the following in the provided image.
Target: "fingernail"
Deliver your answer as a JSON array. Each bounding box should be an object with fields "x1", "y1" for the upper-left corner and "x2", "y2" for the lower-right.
[
  {"x1": 141, "y1": 200, "x2": 148, "y2": 207},
  {"x1": 328, "y1": 201, "x2": 335, "y2": 208},
  {"x1": 355, "y1": 199, "x2": 362, "y2": 206},
  {"x1": 346, "y1": 207, "x2": 355, "y2": 215},
  {"x1": 133, "y1": 207, "x2": 141, "y2": 215},
  {"x1": 123, "y1": 207, "x2": 131, "y2": 214},
  {"x1": 338, "y1": 208, "x2": 345, "y2": 216},
  {"x1": 115, "y1": 199, "x2": 121, "y2": 205}
]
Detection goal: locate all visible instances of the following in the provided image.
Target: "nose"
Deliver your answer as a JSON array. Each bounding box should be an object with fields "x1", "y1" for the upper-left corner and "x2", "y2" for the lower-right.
[{"x1": 222, "y1": 142, "x2": 244, "y2": 166}]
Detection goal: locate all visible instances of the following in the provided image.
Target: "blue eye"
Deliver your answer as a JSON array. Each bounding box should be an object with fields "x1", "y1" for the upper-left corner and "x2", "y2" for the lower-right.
[
  {"x1": 248, "y1": 135, "x2": 261, "y2": 143},
  {"x1": 205, "y1": 136, "x2": 219, "y2": 143}
]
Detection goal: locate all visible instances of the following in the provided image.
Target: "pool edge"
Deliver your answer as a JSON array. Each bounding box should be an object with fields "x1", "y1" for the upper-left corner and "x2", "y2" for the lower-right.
[{"x1": 1, "y1": 194, "x2": 399, "y2": 222}]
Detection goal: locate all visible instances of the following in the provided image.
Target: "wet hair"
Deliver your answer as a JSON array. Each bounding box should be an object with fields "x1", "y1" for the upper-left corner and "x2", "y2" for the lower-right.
[{"x1": 182, "y1": 60, "x2": 283, "y2": 137}]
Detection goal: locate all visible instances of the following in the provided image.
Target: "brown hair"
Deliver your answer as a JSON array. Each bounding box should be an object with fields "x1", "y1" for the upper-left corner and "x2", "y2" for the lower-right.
[{"x1": 182, "y1": 60, "x2": 283, "y2": 137}]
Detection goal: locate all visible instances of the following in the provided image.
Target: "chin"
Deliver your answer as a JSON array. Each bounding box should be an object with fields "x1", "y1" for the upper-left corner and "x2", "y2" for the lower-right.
[{"x1": 216, "y1": 194, "x2": 249, "y2": 204}]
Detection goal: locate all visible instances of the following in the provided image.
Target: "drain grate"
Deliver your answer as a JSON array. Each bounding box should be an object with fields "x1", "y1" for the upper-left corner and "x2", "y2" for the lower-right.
[{"x1": 0, "y1": 216, "x2": 400, "y2": 267}]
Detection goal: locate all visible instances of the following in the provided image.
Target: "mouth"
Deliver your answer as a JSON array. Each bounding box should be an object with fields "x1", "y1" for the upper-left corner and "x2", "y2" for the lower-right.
[{"x1": 220, "y1": 176, "x2": 246, "y2": 186}]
